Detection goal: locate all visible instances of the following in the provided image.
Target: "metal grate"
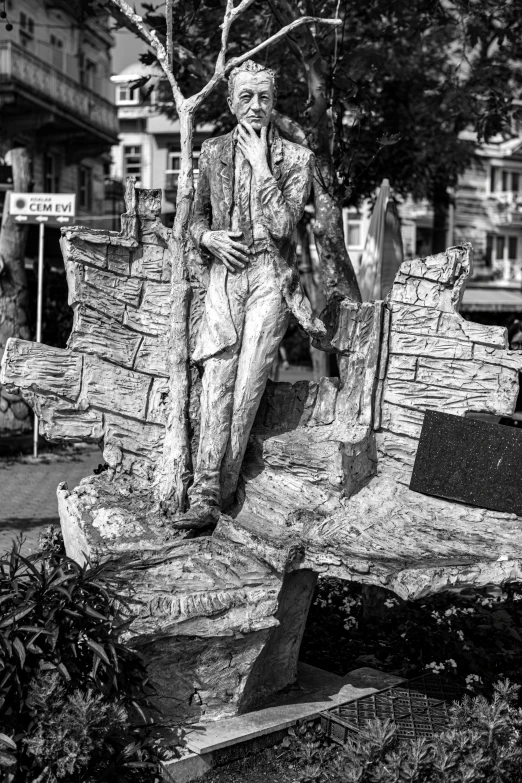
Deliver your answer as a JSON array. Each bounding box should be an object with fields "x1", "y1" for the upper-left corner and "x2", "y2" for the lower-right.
[{"x1": 320, "y1": 674, "x2": 467, "y2": 744}]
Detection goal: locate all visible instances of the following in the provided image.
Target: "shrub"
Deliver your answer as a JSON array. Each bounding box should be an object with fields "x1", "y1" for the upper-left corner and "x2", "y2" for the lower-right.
[
  {"x1": 327, "y1": 680, "x2": 522, "y2": 783},
  {"x1": 0, "y1": 535, "x2": 163, "y2": 782},
  {"x1": 284, "y1": 681, "x2": 522, "y2": 783}
]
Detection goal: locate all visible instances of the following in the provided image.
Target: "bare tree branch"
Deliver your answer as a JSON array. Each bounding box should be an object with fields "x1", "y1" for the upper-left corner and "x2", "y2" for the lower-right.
[
  {"x1": 225, "y1": 17, "x2": 341, "y2": 74},
  {"x1": 166, "y1": 0, "x2": 173, "y2": 70},
  {"x1": 107, "y1": 0, "x2": 184, "y2": 106},
  {"x1": 272, "y1": 110, "x2": 308, "y2": 146},
  {"x1": 231, "y1": 0, "x2": 257, "y2": 19}
]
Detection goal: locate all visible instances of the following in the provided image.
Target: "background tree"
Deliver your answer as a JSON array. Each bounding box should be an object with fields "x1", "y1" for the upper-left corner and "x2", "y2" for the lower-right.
[
  {"x1": 129, "y1": 0, "x2": 522, "y2": 374},
  {"x1": 137, "y1": 0, "x2": 522, "y2": 248},
  {"x1": 0, "y1": 148, "x2": 32, "y2": 433}
]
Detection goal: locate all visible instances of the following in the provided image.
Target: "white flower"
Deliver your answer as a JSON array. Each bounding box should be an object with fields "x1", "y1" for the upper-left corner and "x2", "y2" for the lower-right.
[
  {"x1": 426, "y1": 661, "x2": 445, "y2": 673},
  {"x1": 465, "y1": 674, "x2": 482, "y2": 690}
]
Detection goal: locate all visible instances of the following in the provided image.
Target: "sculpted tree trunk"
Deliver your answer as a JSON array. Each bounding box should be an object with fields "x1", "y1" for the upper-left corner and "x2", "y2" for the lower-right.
[
  {"x1": 272, "y1": 2, "x2": 361, "y2": 310},
  {"x1": 0, "y1": 147, "x2": 32, "y2": 432},
  {"x1": 297, "y1": 220, "x2": 329, "y2": 379},
  {"x1": 305, "y1": 51, "x2": 361, "y2": 305}
]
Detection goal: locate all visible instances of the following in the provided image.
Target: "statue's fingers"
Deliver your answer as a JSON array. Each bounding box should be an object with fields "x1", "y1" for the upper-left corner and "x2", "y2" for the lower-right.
[
  {"x1": 236, "y1": 139, "x2": 250, "y2": 156},
  {"x1": 223, "y1": 253, "x2": 245, "y2": 269},
  {"x1": 261, "y1": 126, "x2": 268, "y2": 145},
  {"x1": 227, "y1": 248, "x2": 249, "y2": 263}
]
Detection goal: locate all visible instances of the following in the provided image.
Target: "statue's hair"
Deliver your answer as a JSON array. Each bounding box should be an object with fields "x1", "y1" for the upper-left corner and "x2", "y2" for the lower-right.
[{"x1": 228, "y1": 60, "x2": 277, "y2": 99}]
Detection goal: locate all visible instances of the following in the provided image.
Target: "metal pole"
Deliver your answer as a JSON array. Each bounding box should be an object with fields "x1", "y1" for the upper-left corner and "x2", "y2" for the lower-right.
[{"x1": 33, "y1": 221, "x2": 45, "y2": 458}]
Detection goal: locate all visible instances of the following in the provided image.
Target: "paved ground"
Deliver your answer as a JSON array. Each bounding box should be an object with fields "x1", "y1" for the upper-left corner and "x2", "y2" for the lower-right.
[{"x1": 0, "y1": 447, "x2": 102, "y2": 555}]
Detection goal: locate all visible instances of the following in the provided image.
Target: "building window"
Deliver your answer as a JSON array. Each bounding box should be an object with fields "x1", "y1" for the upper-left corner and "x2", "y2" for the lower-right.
[
  {"x1": 486, "y1": 233, "x2": 493, "y2": 266},
  {"x1": 116, "y1": 85, "x2": 139, "y2": 105},
  {"x1": 490, "y1": 168, "x2": 522, "y2": 195},
  {"x1": 166, "y1": 148, "x2": 200, "y2": 190},
  {"x1": 347, "y1": 222, "x2": 362, "y2": 247},
  {"x1": 50, "y1": 35, "x2": 64, "y2": 70},
  {"x1": 123, "y1": 145, "x2": 142, "y2": 183},
  {"x1": 78, "y1": 166, "x2": 93, "y2": 211},
  {"x1": 80, "y1": 56, "x2": 97, "y2": 91},
  {"x1": 20, "y1": 12, "x2": 35, "y2": 48},
  {"x1": 44, "y1": 153, "x2": 59, "y2": 193},
  {"x1": 489, "y1": 233, "x2": 520, "y2": 263}
]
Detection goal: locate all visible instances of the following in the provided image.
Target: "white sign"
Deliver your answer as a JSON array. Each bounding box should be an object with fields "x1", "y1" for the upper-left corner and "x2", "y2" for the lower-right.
[{"x1": 8, "y1": 192, "x2": 76, "y2": 225}]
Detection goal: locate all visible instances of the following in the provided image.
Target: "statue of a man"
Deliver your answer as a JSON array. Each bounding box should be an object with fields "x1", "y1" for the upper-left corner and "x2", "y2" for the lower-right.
[{"x1": 175, "y1": 59, "x2": 325, "y2": 529}]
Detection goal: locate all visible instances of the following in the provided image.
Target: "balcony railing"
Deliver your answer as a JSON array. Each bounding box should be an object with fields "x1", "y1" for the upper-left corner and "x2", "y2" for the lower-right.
[
  {"x1": 0, "y1": 41, "x2": 118, "y2": 142},
  {"x1": 489, "y1": 191, "x2": 522, "y2": 206}
]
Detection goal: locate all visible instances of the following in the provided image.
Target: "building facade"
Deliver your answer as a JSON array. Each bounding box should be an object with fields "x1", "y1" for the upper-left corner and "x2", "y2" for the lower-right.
[
  {"x1": 111, "y1": 62, "x2": 212, "y2": 223},
  {"x1": 344, "y1": 133, "x2": 522, "y2": 325},
  {"x1": 0, "y1": 0, "x2": 118, "y2": 239}
]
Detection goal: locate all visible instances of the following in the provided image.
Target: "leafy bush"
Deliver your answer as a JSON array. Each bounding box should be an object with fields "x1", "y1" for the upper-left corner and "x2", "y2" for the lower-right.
[
  {"x1": 0, "y1": 534, "x2": 163, "y2": 782},
  {"x1": 300, "y1": 577, "x2": 522, "y2": 693},
  {"x1": 282, "y1": 681, "x2": 522, "y2": 782},
  {"x1": 327, "y1": 680, "x2": 522, "y2": 783}
]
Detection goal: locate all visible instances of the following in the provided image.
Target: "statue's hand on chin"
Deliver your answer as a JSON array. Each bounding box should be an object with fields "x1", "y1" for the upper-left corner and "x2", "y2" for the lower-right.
[
  {"x1": 236, "y1": 122, "x2": 269, "y2": 172},
  {"x1": 201, "y1": 230, "x2": 251, "y2": 273}
]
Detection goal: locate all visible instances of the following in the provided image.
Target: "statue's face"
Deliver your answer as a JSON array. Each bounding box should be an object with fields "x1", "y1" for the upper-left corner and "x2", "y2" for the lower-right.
[{"x1": 228, "y1": 71, "x2": 275, "y2": 131}]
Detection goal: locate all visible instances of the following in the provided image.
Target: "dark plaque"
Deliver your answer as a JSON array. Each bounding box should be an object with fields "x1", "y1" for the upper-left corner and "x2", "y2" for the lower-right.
[{"x1": 410, "y1": 410, "x2": 522, "y2": 516}]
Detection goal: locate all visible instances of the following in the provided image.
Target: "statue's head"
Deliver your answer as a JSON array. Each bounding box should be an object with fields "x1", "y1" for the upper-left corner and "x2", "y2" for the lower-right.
[{"x1": 227, "y1": 60, "x2": 276, "y2": 131}]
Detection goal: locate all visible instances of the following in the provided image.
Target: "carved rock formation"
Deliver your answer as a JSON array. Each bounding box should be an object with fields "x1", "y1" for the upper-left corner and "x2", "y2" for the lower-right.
[{"x1": 2, "y1": 185, "x2": 522, "y2": 726}]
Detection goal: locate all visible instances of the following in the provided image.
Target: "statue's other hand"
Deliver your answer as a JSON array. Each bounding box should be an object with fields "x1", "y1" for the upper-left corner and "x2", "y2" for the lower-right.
[{"x1": 201, "y1": 230, "x2": 251, "y2": 273}]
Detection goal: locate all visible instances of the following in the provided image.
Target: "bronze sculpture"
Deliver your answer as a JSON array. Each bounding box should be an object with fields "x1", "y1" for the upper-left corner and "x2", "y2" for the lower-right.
[{"x1": 177, "y1": 60, "x2": 326, "y2": 528}]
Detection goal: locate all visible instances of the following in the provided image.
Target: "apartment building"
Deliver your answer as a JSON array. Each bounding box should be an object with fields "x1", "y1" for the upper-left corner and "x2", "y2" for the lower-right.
[
  {"x1": 344, "y1": 132, "x2": 522, "y2": 323},
  {"x1": 111, "y1": 61, "x2": 212, "y2": 222},
  {"x1": 0, "y1": 0, "x2": 118, "y2": 243}
]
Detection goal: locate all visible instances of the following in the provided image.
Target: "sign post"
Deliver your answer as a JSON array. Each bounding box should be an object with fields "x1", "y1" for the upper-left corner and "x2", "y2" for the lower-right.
[{"x1": 8, "y1": 192, "x2": 76, "y2": 457}]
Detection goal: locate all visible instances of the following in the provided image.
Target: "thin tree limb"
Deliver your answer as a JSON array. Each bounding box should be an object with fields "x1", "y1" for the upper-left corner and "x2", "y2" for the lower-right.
[
  {"x1": 107, "y1": 0, "x2": 184, "y2": 106},
  {"x1": 230, "y1": 0, "x2": 257, "y2": 19},
  {"x1": 225, "y1": 17, "x2": 341, "y2": 74},
  {"x1": 272, "y1": 110, "x2": 308, "y2": 146},
  {"x1": 166, "y1": 0, "x2": 173, "y2": 70}
]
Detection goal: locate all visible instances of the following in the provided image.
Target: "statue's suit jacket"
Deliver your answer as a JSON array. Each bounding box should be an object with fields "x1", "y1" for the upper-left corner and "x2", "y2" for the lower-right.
[{"x1": 190, "y1": 125, "x2": 325, "y2": 362}]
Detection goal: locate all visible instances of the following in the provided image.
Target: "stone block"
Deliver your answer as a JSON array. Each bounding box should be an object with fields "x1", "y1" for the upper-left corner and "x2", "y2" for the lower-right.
[{"x1": 410, "y1": 410, "x2": 522, "y2": 516}]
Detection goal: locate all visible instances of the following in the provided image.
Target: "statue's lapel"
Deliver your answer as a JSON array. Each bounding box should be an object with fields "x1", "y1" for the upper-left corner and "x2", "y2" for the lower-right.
[
  {"x1": 219, "y1": 132, "x2": 234, "y2": 220},
  {"x1": 270, "y1": 125, "x2": 283, "y2": 183}
]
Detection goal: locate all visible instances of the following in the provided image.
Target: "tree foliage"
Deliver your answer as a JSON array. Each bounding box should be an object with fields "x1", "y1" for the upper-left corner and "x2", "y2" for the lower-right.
[{"x1": 126, "y1": 0, "x2": 522, "y2": 243}]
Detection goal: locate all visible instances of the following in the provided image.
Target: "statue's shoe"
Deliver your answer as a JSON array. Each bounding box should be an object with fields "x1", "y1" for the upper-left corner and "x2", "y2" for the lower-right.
[{"x1": 168, "y1": 502, "x2": 220, "y2": 531}]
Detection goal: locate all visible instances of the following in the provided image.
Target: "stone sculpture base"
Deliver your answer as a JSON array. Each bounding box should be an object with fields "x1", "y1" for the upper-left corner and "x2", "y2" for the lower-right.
[
  {"x1": 58, "y1": 473, "x2": 319, "y2": 723},
  {"x1": 4, "y1": 190, "x2": 522, "y2": 730}
]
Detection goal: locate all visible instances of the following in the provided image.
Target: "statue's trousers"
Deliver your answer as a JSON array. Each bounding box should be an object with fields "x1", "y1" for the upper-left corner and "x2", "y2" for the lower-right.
[{"x1": 190, "y1": 251, "x2": 289, "y2": 508}]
